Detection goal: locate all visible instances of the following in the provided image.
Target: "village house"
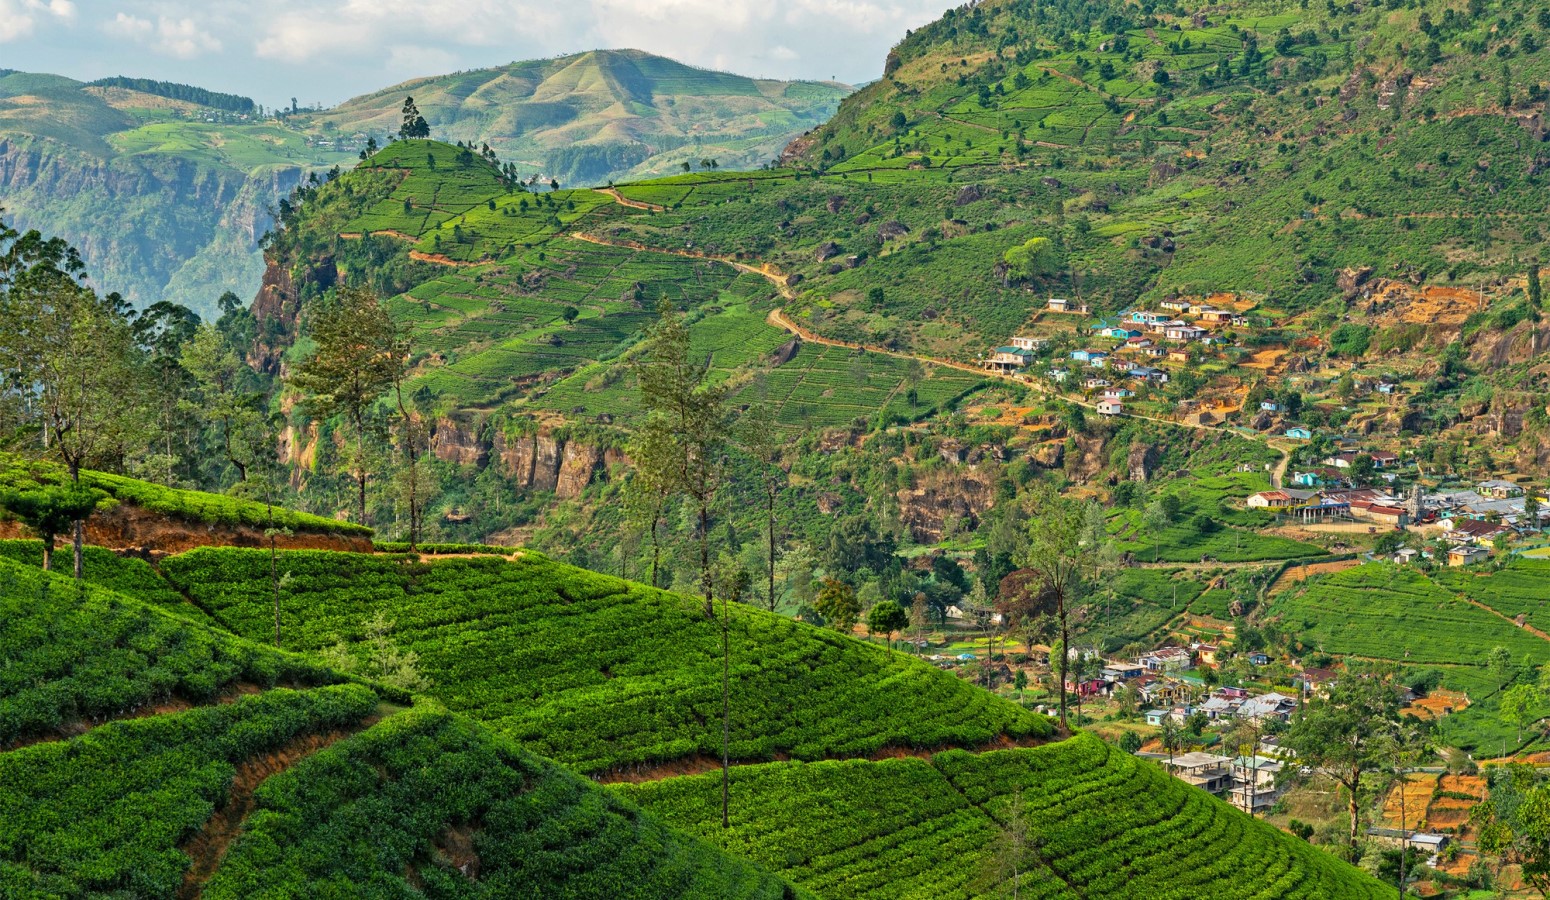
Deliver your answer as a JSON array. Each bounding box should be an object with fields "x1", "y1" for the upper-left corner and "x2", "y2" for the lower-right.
[
  {"x1": 1167, "y1": 349, "x2": 1191, "y2": 363},
  {"x1": 1229, "y1": 757, "x2": 1285, "y2": 814},
  {"x1": 1443, "y1": 518, "x2": 1512, "y2": 545},
  {"x1": 1010, "y1": 336, "x2": 1043, "y2": 351},
  {"x1": 1050, "y1": 368, "x2": 1069, "y2": 383},
  {"x1": 1478, "y1": 479, "x2": 1525, "y2": 500},
  {"x1": 1143, "y1": 346, "x2": 1168, "y2": 359},
  {"x1": 1097, "y1": 399, "x2": 1124, "y2": 416},
  {"x1": 987, "y1": 346, "x2": 1035, "y2": 372},
  {"x1": 1127, "y1": 365, "x2": 1169, "y2": 383},
  {"x1": 1164, "y1": 323, "x2": 1208, "y2": 342},
  {"x1": 1084, "y1": 377, "x2": 1110, "y2": 390},
  {"x1": 1448, "y1": 545, "x2": 1491, "y2": 566},
  {"x1": 1102, "y1": 388, "x2": 1134, "y2": 401},
  {"x1": 1161, "y1": 298, "x2": 1192, "y2": 313},
  {"x1": 1198, "y1": 308, "x2": 1235, "y2": 324},
  {"x1": 1047, "y1": 297, "x2": 1086, "y2": 313},
  {"x1": 1063, "y1": 677, "x2": 1110, "y2": 698},
  {"x1": 1248, "y1": 652, "x2": 1271, "y2": 666},
  {"x1": 1235, "y1": 693, "x2": 1298, "y2": 724},
  {"x1": 1138, "y1": 647, "x2": 1194, "y2": 673},
  {"x1": 1347, "y1": 500, "x2": 1410, "y2": 528},
  {"x1": 1259, "y1": 401, "x2": 1280, "y2": 412},
  {"x1": 1125, "y1": 336, "x2": 1154, "y2": 350},
  {"x1": 1246, "y1": 489, "x2": 1318, "y2": 510},
  {"x1": 1192, "y1": 642, "x2": 1221, "y2": 666},
  {"x1": 1167, "y1": 752, "x2": 1234, "y2": 794},
  {"x1": 1101, "y1": 661, "x2": 1144, "y2": 682},
  {"x1": 1108, "y1": 326, "x2": 1143, "y2": 340},
  {"x1": 1139, "y1": 678, "x2": 1191, "y2": 706},
  {"x1": 1285, "y1": 427, "x2": 1313, "y2": 440}
]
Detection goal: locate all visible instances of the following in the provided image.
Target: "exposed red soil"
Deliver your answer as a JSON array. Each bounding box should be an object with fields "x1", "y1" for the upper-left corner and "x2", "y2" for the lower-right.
[
  {"x1": 0, "y1": 503, "x2": 372, "y2": 557},
  {"x1": 591, "y1": 731, "x2": 1059, "y2": 785},
  {"x1": 176, "y1": 718, "x2": 381, "y2": 899}
]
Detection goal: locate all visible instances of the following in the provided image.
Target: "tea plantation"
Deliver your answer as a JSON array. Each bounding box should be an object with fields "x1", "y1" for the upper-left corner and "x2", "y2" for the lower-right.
[
  {"x1": 619, "y1": 733, "x2": 1392, "y2": 899},
  {"x1": 0, "y1": 560, "x2": 807, "y2": 898},
  {"x1": 159, "y1": 548, "x2": 1052, "y2": 774}
]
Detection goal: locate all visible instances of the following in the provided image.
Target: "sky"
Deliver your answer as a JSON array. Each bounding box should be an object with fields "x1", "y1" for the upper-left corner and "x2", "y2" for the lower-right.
[{"x1": 1, "y1": 0, "x2": 949, "y2": 104}]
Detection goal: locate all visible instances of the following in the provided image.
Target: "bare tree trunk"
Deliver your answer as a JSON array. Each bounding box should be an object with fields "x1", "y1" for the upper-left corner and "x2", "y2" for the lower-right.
[
  {"x1": 41, "y1": 539, "x2": 53, "y2": 572},
  {"x1": 1348, "y1": 767, "x2": 1362, "y2": 849},
  {"x1": 649, "y1": 497, "x2": 663, "y2": 588},
  {"x1": 699, "y1": 496, "x2": 713, "y2": 619},
  {"x1": 722, "y1": 588, "x2": 731, "y2": 830},
  {"x1": 1058, "y1": 591, "x2": 1069, "y2": 731},
  {"x1": 766, "y1": 483, "x2": 777, "y2": 612},
  {"x1": 68, "y1": 462, "x2": 84, "y2": 579}
]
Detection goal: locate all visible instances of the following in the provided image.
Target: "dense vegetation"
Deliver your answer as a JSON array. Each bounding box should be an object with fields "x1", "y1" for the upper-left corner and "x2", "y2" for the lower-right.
[
  {"x1": 621, "y1": 732, "x2": 1392, "y2": 899},
  {"x1": 0, "y1": 683, "x2": 380, "y2": 896},
  {"x1": 206, "y1": 704, "x2": 810, "y2": 900},
  {"x1": 0, "y1": 557, "x2": 370, "y2": 747},
  {"x1": 85, "y1": 77, "x2": 256, "y2": 113},
  {"x1": 161, "y1": 548, "x2": 1051, "y2": 774}
]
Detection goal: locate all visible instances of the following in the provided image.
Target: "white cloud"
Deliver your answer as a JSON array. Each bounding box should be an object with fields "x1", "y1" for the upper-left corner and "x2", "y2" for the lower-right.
[
  {"x1": 0, "y1": 0, "x2": 75, "y2": 43},
  {"x1": 104, "y1": 11, "x2": 220, "y2": 58}
]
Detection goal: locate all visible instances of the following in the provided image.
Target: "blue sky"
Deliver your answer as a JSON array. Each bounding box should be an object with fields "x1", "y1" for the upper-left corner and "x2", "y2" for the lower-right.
[{"x1": 1, "y1": 0, "x2": 947, "y2": 103}]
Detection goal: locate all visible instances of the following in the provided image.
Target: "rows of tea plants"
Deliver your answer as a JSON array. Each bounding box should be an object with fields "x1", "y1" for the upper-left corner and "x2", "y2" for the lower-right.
[
  {"x1": 0, "y1": 539, "x2": 211, "y2": 623},
  {"x1": 936, "y1": 735, "x2": 1390, "y2": 898},
  {"x1": 1269, "y1": 563, "x2": 1548, "y2": 664},
  {"x1": 617, "y1": 756, "x2": 1072, "y2": 899},
  {"x1": 161, "y1": 548, "x2": 1051, "y2": 774},
  {"x1": 207, "y1": 705, "x2": 808, "y2": 900},
  {"x1": 0, "y1": 684, "x2": 379, "y2": 897},
  {"x1": 0, "y1": 559, "x2": 368, "y2": 746},
  {"x1": 622, "y1": 734, "x2": 1387, "y2": 899},
  {"x1": 1432, "y1": 558, "x2": 1550, "y2": 634}
]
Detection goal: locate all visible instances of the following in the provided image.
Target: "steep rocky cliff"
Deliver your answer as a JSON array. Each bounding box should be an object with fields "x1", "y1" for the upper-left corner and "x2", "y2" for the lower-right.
[{"x1": 0, "y1": 135, "x2": 306, "y2": 316}]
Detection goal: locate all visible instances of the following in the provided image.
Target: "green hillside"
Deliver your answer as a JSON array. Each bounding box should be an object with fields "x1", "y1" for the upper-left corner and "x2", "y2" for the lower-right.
[
  {"x1": 159, "y1": 546, "x2": 1051, "y2": 774},
  {"x1": 618, "y1": 733, "x2": 1392, "y2": 899},
  {"x1": 0, "y1": 53, "x2": 848, "y2": 316},
  {"x1": 0, "y1": 557, "x2": 808, "y2": 898}
]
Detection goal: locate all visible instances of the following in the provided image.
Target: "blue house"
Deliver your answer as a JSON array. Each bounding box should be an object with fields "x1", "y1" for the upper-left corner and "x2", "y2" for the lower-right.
[
  {"x1": 1285, "y1": 427, "x2": 1313, "y2": 440},
  {"x1": 1249, "y1": 652, "x2": 1271, "y2": 666},
  {"x1": 1108, "y1": 327, "x2": 1143, "y2": 340},
  {"x1": 1071, "y1": 349, "x2": 1093, "y2": 362},
  {"x1": 1291, "y1": 471, "x2": 1323, "y2": 487}
]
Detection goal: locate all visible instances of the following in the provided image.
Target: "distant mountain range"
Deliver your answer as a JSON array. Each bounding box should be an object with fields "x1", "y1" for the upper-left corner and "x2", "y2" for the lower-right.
[{"x1": 0, "y1": 52, "x2": 850, "y2": 317}]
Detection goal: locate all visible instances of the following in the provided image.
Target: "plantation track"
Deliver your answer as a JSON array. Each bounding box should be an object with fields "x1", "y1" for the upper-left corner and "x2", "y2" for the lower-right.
[
  {"x1": 1458, "y1": 594, "x2": 1550, "y2": 642},
  {"x1": 577, "y1": 202, "x2": 1316, "y2": 475},
  {"x1": 176, "y1": 715, "x2": 385, "y2": 899},
  {"x1": 592, "y1": 730, "x2": 1060, "y2": 785}
]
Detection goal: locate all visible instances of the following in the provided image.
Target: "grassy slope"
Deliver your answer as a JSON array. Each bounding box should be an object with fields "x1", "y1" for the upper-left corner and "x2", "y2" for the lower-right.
[
  {"x1": 159, "y1": 547, "x2": 1052, "y2": 775},
  {"x1": 619, "y1": 732, "x2": 1391, "y2": 899},
  {"x1": 0, "y1": 558, "x2": 806, "y2": 899},
  {"x1": 1268, "y1": 561, "x2": 1550, "y2": 751}
]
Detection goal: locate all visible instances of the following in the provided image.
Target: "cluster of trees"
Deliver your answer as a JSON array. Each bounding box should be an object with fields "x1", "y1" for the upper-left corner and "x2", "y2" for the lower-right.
[{"x1": 0, "y1": 213, "x2": 447, "y2": 579}]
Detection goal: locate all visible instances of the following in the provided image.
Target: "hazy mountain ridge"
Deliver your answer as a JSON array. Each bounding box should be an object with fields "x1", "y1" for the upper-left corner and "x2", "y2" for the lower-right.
[{"x1": 0, "y1": 53, "x2": 850, "y2": 316}]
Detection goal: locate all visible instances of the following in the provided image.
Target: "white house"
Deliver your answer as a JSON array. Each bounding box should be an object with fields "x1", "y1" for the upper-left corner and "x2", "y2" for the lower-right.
[{"x1": 1097, "y1": 399, "x2": 1124, "y2": 416}]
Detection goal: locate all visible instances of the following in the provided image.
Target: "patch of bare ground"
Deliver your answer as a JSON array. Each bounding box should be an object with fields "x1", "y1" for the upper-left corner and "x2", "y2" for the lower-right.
[
  {"x1": 1267, "y1": 558, "x2": 1363, "y2": 594},
  {"x1": 591, "y1": 731, "x2": 1059, "y2": 785},
  {"x1": 176, "y1": 714, "x2": 383, "y2": 899}
]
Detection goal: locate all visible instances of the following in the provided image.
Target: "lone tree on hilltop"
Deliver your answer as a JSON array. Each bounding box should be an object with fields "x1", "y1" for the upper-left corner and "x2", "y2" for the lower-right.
[{"x1": 400, "y1": 96, "x2": 429, "y2": 139}]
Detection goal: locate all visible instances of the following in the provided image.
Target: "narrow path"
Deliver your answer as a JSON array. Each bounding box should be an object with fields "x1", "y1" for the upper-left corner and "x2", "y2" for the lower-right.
[
  {"x1": 1458, "y1": 595, "x2": 1550, "y2": 642},
  {"x1": 581, "y1": 200, "x2": 1293, "y2": 457},
  {"x1": 176, "y1": 712, "x2": 386, "y2": 899},
  {"x1": 599, "y1": 187, "x2": 665, "y2": 212}
]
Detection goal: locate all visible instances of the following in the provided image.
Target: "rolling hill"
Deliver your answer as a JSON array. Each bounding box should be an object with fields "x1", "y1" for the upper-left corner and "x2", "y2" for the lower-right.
[
  {"x1": 0, "y1": 469, "x2": 1389, "y2": 896},
  {"x1": 318, "y1": 50, "x2": 852, "y2": 186},
  {"x1": 0, "y1": 53, "x2": 848, "y2": 317}
]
